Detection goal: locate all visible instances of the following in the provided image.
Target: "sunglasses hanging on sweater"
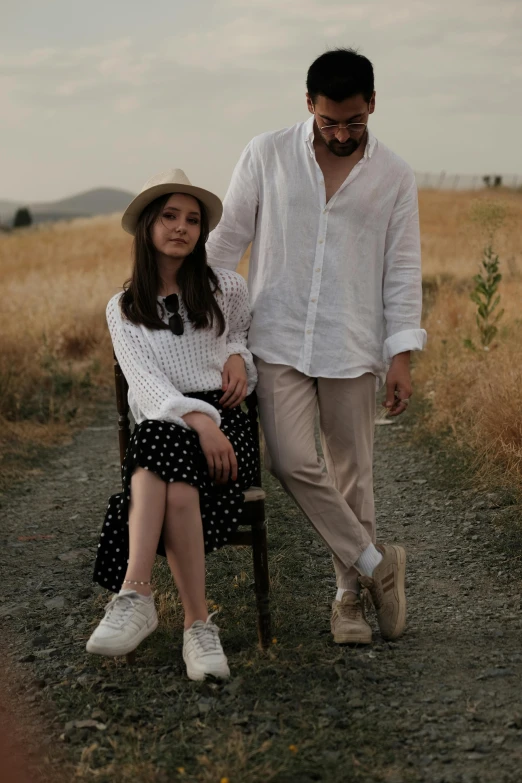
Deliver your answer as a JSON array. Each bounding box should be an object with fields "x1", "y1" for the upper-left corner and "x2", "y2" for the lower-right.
[{"x1": 163, "y1": 293, "x2": 184, "y2": 336}]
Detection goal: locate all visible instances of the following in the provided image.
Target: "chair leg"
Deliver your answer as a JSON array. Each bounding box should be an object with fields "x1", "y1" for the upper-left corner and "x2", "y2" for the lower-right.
[
  {"x1": 126, "y1": 651, "x2": 136, "y2": 666},
  {"x1": 251, "y1": 523, "x2": 271, "y2": 650}
]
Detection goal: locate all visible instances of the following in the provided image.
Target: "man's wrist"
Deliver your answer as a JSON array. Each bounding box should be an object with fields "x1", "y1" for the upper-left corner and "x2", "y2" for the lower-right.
[{"x1": 390, "y1": 350, "x2": 411, "y2": 365}]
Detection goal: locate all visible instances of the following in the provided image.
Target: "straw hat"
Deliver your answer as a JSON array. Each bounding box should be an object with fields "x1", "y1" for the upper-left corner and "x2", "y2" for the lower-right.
[{"x1": 121, "y1": 168, "x2": 223, "y2": 235}]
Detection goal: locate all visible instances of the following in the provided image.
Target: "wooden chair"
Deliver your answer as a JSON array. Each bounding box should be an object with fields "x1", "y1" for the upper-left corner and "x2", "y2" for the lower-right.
[{"x1": 113, "y1": 354, "x2": 271, "y2": 650}]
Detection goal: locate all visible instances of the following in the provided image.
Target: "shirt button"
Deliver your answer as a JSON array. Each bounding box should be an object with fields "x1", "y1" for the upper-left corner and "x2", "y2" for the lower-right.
[
  {"x1": 311, "y1": 298, "x2": 317, "y2": 303},
  {"x1": 307, "y1": 330, "x2": 312, "y2": 334},
  {"x1": 315, "y1": 267, "x2": 321, "y2": 272},
  {"x1": 319, "y1": 239, "x2": 324, "y2": 244}
]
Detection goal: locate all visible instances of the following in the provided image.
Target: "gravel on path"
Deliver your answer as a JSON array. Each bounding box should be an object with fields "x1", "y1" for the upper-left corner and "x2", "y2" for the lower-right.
[{"x1": 1, "y1": 404, "x2": 521, "y2": 783}]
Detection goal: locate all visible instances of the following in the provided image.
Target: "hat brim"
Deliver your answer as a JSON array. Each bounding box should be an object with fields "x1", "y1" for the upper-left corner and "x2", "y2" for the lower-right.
[{"x1": 121, "y1": 183, "x2": 223, "y2": 235}]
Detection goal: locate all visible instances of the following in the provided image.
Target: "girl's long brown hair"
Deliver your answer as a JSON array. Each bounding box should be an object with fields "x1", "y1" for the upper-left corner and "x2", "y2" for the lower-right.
[{"x1": 120, "y1": 193, "x2": 225, "y2": 335}]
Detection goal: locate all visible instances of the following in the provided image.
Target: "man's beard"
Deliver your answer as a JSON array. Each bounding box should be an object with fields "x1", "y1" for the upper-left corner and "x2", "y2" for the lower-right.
[{"x1": 325, "y1": 136, "x2": 361, "y2": 157}]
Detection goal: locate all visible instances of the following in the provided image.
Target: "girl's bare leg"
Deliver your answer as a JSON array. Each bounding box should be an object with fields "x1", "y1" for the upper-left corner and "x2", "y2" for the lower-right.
[
  {"x1": 123, "y1": 467, "x2": 167, "y2": 597},
  {"x1": 162, "y1": 482, "x2": 208, "y2": 628}
]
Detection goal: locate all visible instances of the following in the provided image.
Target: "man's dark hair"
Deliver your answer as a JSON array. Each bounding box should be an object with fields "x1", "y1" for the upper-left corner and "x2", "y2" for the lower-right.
[{"x1": 307, "y1": 48, "x2": 374, "y2": 103}]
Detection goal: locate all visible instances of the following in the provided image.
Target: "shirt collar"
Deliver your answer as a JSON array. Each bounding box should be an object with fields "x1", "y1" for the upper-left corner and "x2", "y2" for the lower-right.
[{"x1": 304, "y1": 116, "x2": 376, "y2": 159}]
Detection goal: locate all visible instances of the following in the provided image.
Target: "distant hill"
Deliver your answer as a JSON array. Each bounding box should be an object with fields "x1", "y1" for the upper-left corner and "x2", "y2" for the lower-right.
[
  {"x1": 0, "y1": 187, "x2": 135, "y2": 227},
  {"x1": 0, "y1": 199, "x2": 20, "y2": 221}
]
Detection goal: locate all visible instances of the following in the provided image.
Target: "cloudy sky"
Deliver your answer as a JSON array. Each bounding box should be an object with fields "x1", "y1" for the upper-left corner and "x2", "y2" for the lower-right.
[{"x1": 2, "y1": 0, "x2": 521, "y2": 202}]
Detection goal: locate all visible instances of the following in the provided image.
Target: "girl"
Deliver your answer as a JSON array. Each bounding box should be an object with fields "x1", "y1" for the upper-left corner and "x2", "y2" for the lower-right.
[{"x1": 86, "y1": 169, "x2": 258, "y2": 680}]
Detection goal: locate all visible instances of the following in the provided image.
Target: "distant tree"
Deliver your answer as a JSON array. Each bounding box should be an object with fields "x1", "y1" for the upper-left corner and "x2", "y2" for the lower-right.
[
  {"x1": 13, "y1": 207, "x2": 33, "y2": 228},
  {"x1": 493, "y1": 175, "x2": 502, "y2": 188},
  {"x1": 483, "y1": 175, "x2": 491, "y2": 188}
]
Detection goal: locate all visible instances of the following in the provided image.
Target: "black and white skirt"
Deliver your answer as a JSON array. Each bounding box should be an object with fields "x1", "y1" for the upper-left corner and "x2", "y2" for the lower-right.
[{"x1": 93, "y1": 390, "x2": 259, "y2": 593}]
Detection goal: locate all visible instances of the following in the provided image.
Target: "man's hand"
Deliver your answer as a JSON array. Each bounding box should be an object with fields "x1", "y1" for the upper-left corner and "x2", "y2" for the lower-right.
[
  {"x1": 384, "y1": 351, "x2": 412, "y2": 417},
  {"x1": 220, "y1": 354, "x2": 248, "y2": 409},
  {"x1": 182, "y1": 412, "x2": 238, "y2": 484}
]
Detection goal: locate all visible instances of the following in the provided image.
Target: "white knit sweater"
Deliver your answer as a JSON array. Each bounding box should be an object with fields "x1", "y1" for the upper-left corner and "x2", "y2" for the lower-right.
[{"x1": 107, "y1": 268, "x2": 257, "y2": 430}]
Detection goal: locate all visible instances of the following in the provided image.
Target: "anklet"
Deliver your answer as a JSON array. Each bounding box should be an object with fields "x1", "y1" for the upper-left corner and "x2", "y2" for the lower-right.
[{"x1": 123, "y1": 579, "x2": 151, "y2": 586}]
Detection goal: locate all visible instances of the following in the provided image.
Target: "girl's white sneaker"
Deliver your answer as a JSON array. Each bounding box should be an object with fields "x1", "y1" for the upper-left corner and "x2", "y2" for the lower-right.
[
  {"x1": 86, "y1": 590, "x2": 158, "y2": 657},
  {"x1": 183, "y1": 614, "x2": 230, "y2": 681}
]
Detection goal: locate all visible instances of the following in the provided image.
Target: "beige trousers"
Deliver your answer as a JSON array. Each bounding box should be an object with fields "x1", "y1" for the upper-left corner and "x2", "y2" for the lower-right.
[{"x1": 255, "y1": 357, "x2": 376, "y2": 593}]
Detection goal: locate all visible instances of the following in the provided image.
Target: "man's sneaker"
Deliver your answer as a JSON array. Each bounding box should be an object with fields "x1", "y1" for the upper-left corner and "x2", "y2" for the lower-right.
[
  {"x1": 331, "y1": 592, "x2": 372, "y2": 644},
  {"x1": 86, "y1": 590, "x2": 158, "y2": 657},
  {"x1": 359, "y1": 544, "x2": 406, "y2": 640},
  {"x1": 183, "y1": 613, "x2": 230, "y2": 681}
]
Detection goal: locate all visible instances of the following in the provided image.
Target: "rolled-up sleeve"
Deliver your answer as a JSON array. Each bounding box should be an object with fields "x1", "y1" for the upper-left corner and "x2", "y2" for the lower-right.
[
  {"x1": 382, "y1": 168, "x2": 427, "y2": 361},
  {"x1": 206, "y1": 140, "x2": 259, "y2": 271},
  {"x1": 107, "y1": 296, "x2": 221, "y2": 429}
]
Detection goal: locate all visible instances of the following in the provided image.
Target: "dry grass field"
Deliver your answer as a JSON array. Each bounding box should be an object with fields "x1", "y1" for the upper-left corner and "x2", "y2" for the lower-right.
[
  {"x1": 415, "y1": 188, "x2": 522, "y2": 498},
  {"x1": 0, "y1": 216, "x2": 132, "y2": 486},
  {"x1": 1, "y1": 188, "x2": 521, "y2": 496}
]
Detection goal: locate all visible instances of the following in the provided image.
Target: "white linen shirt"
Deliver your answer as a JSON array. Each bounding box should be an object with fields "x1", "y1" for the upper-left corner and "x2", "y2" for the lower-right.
[
  {"x1": 107, "y1": 268, "x2": 257, "y2": 430},
  {"x1": 206, "y1": 117, "x2": 427, "y2": 382}
]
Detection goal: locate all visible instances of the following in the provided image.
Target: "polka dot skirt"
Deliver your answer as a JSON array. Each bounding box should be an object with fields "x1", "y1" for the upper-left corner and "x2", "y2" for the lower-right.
[{"x1": 93, "y1": 390, "x2": 259, "y2": 593}]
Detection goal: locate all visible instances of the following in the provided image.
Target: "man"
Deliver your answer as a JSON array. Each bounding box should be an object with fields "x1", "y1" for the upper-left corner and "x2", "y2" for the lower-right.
[{"x1": 207, "y1": 48, "x2": 426, "y2": 644}]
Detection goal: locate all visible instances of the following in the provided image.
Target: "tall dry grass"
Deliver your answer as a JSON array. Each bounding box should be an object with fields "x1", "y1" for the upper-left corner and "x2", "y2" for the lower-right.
[
  {"x1": 419, "y1": 187, "x2": 522, "y2": 280},
  {"x1": 414, "y1": 188, "x2": 522, "y2": 499},
  {"x1": 0, "y1": 215, "x2": 132, "y2": 486},
  {"x1": 1, "y1": 189, "x2": 522, "y2": 495}
]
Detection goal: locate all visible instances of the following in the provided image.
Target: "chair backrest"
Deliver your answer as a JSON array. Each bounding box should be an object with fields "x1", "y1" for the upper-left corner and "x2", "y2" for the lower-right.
[
  {"x1": 113, "y1": 352, "x2": 131, "y2": 481},
  {"x1": 112, "y1": 353, "x2": 261, "y2": 487},
  {"x1": 245, "y1": 391, "x2": 261, "y2": 487}
]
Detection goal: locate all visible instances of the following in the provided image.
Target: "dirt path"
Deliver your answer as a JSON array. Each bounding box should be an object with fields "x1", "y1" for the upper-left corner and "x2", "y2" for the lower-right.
[{"x1": 1, "y1": 404, "x2": 521, "y2": 783}]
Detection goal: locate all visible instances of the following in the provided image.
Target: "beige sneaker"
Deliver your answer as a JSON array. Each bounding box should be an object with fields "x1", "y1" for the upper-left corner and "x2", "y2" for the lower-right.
[
  {"x1": 331, "y1": 592, "x2": 372, "y2": 644},
  {"x1": 359, "y1": 544, "x2": 406, "y2": 640}
]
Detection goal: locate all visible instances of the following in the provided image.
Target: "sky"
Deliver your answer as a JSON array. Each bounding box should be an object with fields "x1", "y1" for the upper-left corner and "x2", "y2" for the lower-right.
[{"x1": 1, "y1": 0, "x2": 521, "y2": 202}]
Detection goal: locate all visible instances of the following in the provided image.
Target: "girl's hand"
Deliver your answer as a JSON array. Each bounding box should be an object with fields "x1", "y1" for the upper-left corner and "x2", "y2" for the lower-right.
[
  {"x1": 183, "y1": 412, "x2": 238, "y2": 484},
  {"x1": 220, "y1": 354, "x2": 248, "y2": 409}
]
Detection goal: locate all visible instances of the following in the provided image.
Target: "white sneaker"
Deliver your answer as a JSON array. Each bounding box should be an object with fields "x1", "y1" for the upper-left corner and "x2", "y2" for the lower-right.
[
  {"x1": 86, "y1": 590, "x2": 158, "y2": 657},
  {"x1": 183, "y1": 613, "x2": 230, "y2": 681}
]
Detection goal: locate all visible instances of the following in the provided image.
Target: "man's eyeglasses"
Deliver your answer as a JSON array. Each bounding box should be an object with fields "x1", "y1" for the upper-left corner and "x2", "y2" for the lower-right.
[
  {"x1": 317, "y1": 119, "x2": 367, "y2": 137},
  {"x1": 164, "y1": 293, "x2": 184, "y2": 336}
]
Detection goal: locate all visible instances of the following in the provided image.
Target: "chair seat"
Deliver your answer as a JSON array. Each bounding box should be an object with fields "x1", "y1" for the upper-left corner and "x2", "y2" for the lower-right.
[{"x1": 243, "y1": 486, "x2": 266, "y2": 502}]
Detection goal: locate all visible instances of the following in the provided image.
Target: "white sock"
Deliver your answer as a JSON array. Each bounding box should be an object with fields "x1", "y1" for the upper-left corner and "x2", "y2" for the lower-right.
[
  {"x1": 355, "y1": 544, "x2": 383, "y2": 577},
  {"x1": 335, "y1": 587, "x2": 358, "y2": 601}
]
